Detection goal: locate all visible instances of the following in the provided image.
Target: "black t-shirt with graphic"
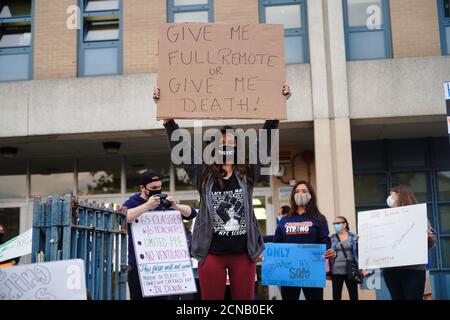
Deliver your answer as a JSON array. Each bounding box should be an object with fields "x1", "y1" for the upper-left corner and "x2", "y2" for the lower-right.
[{"x1": 209, "y1": 173, "x2": 247, "y2": 254}]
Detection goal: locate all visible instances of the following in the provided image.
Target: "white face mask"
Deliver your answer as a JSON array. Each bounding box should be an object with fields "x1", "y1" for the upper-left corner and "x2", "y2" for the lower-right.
[
  {"x1": 294, "y1": 193, "x2": 311, "y2": 207},
  {"x1": 386, "y1": 195, "x2": 395, "y2": 208}
]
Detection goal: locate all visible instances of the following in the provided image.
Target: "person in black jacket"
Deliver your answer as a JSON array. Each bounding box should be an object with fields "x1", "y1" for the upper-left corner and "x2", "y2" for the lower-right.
[{"x1": 153, "y1": 84, "x2": 291, "y2": 300}]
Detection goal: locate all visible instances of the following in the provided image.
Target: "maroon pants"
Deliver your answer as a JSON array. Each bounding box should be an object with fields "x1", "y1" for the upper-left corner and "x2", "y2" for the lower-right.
[{"x1": 198, "y1": 253, "x2": 256, "y2": 300}]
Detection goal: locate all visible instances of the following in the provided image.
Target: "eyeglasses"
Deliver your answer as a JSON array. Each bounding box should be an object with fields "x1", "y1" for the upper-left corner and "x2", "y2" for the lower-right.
[{"x1": 332, "y1": 222, "x2": 344, "y2": 225}]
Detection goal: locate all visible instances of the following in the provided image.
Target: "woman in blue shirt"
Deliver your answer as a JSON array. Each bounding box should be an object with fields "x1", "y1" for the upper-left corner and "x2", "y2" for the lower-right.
[{"x1": 274, "y1": 180, "x2": 336, "y2": 300}]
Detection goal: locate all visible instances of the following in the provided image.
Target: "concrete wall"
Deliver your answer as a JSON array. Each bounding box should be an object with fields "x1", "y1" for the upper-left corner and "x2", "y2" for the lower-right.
[
  {"x1": 348, "y1": 56, "x2": 450, "y2": 119},
  {"x1": 0, "y1": 64, "x2": 311, "y2": 138}
]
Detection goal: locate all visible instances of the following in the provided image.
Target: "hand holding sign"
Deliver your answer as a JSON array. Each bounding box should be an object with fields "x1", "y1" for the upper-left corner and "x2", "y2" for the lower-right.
[
  {"x1": 282, "y1": 84, "x2": 292, "y2": 100},
  {"x1": 323, "y1": 248, "x2": 337, "y2": 259}
]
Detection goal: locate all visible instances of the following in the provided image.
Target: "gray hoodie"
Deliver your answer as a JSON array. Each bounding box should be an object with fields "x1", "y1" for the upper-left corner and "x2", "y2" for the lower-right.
[{"x1": 164, "y1": 119, "x2": 279, "y2": 263}]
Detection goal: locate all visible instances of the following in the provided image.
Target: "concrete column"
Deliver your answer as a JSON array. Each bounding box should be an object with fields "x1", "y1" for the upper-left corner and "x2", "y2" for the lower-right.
[
  {"x1": 308, "y1": 0, "x2": 355, "y2": 224},
  {"x1": 308, "y1": 0, "x2": 373, "y2": 300},
  {"x1": 313, "y1": 119, "x2": 336, "y2": 222}
]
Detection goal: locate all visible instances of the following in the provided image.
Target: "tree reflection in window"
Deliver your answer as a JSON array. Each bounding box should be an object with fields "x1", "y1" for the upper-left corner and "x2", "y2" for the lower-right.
[{"x1": 84, "y1": 170, "x2": 120, "y2": 194}]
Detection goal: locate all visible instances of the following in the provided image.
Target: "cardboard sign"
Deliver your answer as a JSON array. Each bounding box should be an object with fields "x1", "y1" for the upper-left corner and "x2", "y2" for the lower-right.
[
  {"x1": 131, "y1": 210, "x2": 196, "y2": 297},
  {"x1": 358, "y1": 203, "x2": 428, "y2": 269},
  {"x1": 0, "y1": 228, "x2": 32, "y2": 263},
  {"x1": 0, "y1": 259, "x2": 87, "y2": 300},
  {"x1": 157, "y1": 23, "x2": 286, "y2": 120},
  {"x1": 262, "y1": 243, "x2": 326, "y2": 288}
]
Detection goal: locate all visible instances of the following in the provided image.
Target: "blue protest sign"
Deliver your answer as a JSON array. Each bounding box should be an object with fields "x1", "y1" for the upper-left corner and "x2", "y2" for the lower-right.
[{"x1": 262, "y1": 243, "x2": 326, "y2": 288}]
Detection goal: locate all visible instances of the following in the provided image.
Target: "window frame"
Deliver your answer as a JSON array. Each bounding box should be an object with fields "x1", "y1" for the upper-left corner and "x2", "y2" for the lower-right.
[
  {"x1": 78, "y1": 0, "x2": 123, "y2": 77},
  {"x1": 438, "y1": 0, "x2": 450, "y2": 55},
  {"x1": 342, "y1": 0, "x2": 393, "y2": 61},
  {"x1": 167, "y1": 0, "x2": 214, "y2": 23},
  {"x1": 259, "y1": 0, "x2": 309, "y2": 64},
  {"x1": 83, "y1": 0, "x2": 119, "y2": 13},
  {"x1": 0, "y1": 0, "x2": 34, "y2": 82}
]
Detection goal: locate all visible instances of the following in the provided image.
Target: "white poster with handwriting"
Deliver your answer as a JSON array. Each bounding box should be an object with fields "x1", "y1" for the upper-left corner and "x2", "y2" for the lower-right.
[
  {"x1": 358, "y1": 204, "x2": 428, "y2": 269},
  {"x1": 0, "y1": 259, "x2": 86, "y2": 300},
  {"x1": 131, "y1": 210, "x2": 196, "y2": 297},
  {"x1": 0, "y1": 228, "x2": 32, "y2": 263}
]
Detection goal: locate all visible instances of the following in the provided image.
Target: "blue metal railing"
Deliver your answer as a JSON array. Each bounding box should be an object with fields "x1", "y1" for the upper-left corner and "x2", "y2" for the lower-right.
[{"x1": 31, "y1": 194, "x2": 128, "y2": 300}]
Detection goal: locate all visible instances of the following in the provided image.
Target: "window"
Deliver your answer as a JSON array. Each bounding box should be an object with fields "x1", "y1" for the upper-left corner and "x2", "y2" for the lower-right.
[
  {"x1": 78, "y1": 157, "x2": 121, "y2": 195},
  {"x1": 439, "y1": 0, "x2": 450, "y2": 55},
  {"x1": 84, "y1": 20, "x2": 119, "y2": 41},
  {"x1": 126, "y1": 154, "x2": 170, "y2": 193},
  {"x1": 352, "y1": 140, "x2": 386, "y2": 171},
  {"x1": 391, "y1": 172, "x2": 429, "y2": 203},
  {"x1": 389, "y1": 139, "x2": 427, "y2": 169},
  {"x1": 437, "y1": 171, "x2": 450, "y2": 235},
  {"x1": 0, "y1": 0, "x2": 31, "y2": 17},
  {"x1": 31, "y1": 159, "x2": 74, "y2": 198},
  {"x1": 255, "y1": 175, "x2": 270, "y2": 187},
  {"x1": 437, "y1": 171, "x2": 450, "y2": 201},
  {"x1": 85, "y1": 0, "x2": 118, "y2": 12},
  {"x1": 439, "y1": 205, "x2": 450, "y2": 233},
  {"x1": 354, "y1": 174, "x2": 387, "y2": 205},
  {"x1": 167, "y1": 0, "x2": 213, "y2": 23},
  {"x1": 79, "y1": 0, "x2": 122, "y2": 76},
  {"x1": 0, "y1": 159, "x2": 27, "y2": 199},
  {"x1": 0, "y1": 0, "x2": 33, "y2": 81},
  {"x1": 260, "y1": 0, "x2": 309, "y2": 64},
  {"x1": 442, "y1": 238, "x2": 450, "y2": 268},
  {"x1": 342, "y1": 0, "x2": 392, "y2": 60},
  {"x1": 174, "y1": 166, "x2": 194, "y2": 191},
  {"x1": 0, "y1": 207, "x2": 20, "y2": 242}
]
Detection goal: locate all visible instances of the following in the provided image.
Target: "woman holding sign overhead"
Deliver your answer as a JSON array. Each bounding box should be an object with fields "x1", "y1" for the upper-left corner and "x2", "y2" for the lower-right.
[
  {"x1": 153, "y1": 84, "x2": 291, "y2": 300},
  {"x1": 274, "y1": 181, "x2": 336, "y2": 300},
  {"x1": 382, "y1": 185, "x2": 436, "y2": 300}
]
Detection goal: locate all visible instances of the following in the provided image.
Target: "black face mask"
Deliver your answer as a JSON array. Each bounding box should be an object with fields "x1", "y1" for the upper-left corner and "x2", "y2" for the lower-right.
[
  {"x1": 144, "y1": 188, "x2": 161, "y2": 199},
  {"x1": 0, "y1": 233, "x2": 4, "y2": 244},
  {"x1": 217, "y1": 145, "x2": 238, "y2": 164}
]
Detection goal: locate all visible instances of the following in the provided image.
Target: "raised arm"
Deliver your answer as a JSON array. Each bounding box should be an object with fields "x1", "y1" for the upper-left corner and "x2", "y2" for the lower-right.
[
  {"x1": 154, "y1": 87, "x2": 205, "y2": 190},
  {"x1": 252, "y1": 84, "x2": 291, "y2": 181}
]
